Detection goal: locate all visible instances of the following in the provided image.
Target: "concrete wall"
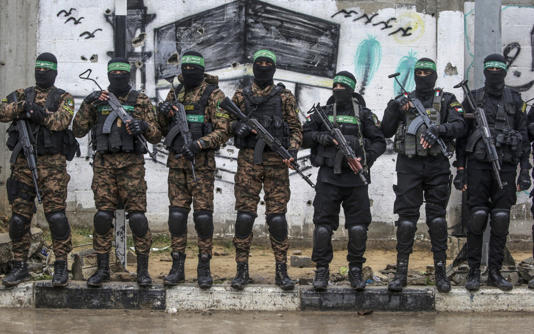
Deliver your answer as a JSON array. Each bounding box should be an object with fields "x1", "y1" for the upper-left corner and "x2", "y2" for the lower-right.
[{"x1": 1, "y1": 0, "x2": 533, "y2": 242}]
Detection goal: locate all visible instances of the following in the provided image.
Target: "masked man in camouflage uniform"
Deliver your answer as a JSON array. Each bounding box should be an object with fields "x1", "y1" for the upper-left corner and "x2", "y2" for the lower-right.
[
  {"x1": 158, "y1": 51, "x2": 230, "y2": 289},
  {"x1": 303, "y1": 71, "x2": 386, "y2": 291},
  {"x1": 73, "y1": 57, "x2": 161, "y2": 287},
  {"x1": 228, "y1": 49, "x2": 302, "y2": 291},
  {"x1": 381, "y1": 58, "x2": 466, "y2": 293},
  {"x1": 1, "y1": 53, "x2": 78, "y2": 287}
]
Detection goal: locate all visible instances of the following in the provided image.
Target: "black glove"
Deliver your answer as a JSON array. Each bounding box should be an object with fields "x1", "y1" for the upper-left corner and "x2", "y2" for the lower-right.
[
  {"x1": 158, "y1": 101, "x2": 175, "y2": 118},
  {"x1": 314, "y1": 132, "x2": 335, "y2": 146},
  {"x1": 233, "y1": 122, "x2": 252, "y2": 138},
  {"x1": 126, "y1": 119, "x2": 148, "y2": 135},
  {"x1": 183, "y1": 140, "x2": 202, "y2": 161},
  {"x1": 422, "y1": 125, "x2": 441, "y2": 146},
  {"x1": 453, "y1": 169, "x2": 465, "y2": 190},
  {"x1": 24, "y1": 102, "x2": 46, "y2": 124},
  {"x1": 393, "y1": 95, "x2": 410, "y2": 109},
  {"x1": 84, "y1": 91, "x2": 106, "y2": 106},
  {"x1": 517, "y1": 168, "x2": 531, "y2": 191}
]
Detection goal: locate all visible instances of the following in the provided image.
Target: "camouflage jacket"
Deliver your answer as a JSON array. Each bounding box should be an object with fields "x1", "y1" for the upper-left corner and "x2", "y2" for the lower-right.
[{"x1": 158, "y1": 74, "x2": 231, "y2": 169}]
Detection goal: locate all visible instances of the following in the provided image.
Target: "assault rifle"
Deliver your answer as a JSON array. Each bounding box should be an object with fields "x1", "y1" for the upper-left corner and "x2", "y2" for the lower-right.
[
  {"x1": 162, "y1": 77, "x2": 196, "y2": 181},
  {"x1": 307, "y1": 104, "x2": 368, "y2": 185},
  {"x1": 7, "y1": 92, "x2": 42, "y2": 203},
  {"x1": 220, "y1": 97, "x2": 315, "y2": 188},
  {"x1": 388, "y1": 72, "x2": 453, "y2": 158},
  {"x1": 454, "y1": 79, "x2": 504, "y2": 189},
  {"x1": 78, "y1": 69, "x2": 158, "y2": 162}
]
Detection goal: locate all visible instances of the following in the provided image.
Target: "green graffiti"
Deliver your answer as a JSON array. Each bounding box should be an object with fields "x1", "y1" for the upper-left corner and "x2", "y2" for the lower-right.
[
  {"x1": 394, "y1": 50, "x2": 417, "y2": 96},
  {"x1": 354, "y1": 35, "x2": 382, "y2": 95}
]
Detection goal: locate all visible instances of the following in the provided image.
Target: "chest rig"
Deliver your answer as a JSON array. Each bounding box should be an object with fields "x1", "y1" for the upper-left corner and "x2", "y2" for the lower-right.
[
  {"x1": 466, "y1": 88, "x2": 521, "y2": 164},
  {"x1": 164, "y1": 83, "x2": 216, "y2": 154},
  {"x1": 394, "y1": 89, "x2": 450, "y2": 157}
]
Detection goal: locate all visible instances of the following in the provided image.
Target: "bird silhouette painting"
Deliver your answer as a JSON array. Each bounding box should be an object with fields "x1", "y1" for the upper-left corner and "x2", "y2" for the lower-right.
[
  {"x1": 65, "y1": 17, "x2": 84, "y2": 25},
  {"x1": 57, "y1": 8, "x2": 76, "y2": 17},
  {"x1": 80, "y1": 29, "x2": 102, "y2": 39}
]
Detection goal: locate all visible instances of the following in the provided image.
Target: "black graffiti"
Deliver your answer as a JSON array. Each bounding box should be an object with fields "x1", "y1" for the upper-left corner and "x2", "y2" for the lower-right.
[
  {"x1": 504, "y1": 32, "x2": 534, "y2": 93},
  {"x1": 65, "y1": 16, "x2": 84, "y2": 25},
  {"x1": 388, "y1": 26, "x2": 412, "y2": 37},
  {"x1": 331, "y1": 9, "x2": 412, "y2": 38},
  {"x1": 79, "y1": 29, "x2": 102, "y2": 39},
  {"x1": 56, "y1": 8, "x2": 76, "y2": 17}
]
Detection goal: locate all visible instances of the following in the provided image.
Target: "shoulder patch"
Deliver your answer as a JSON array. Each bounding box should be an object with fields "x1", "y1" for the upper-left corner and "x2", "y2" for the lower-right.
[
  {"x1": 522, "y1": 102, "x2": 527, "y2": 113},
  {"x1": 215, "y1": 101, "x2": 230, "y2": 119}
]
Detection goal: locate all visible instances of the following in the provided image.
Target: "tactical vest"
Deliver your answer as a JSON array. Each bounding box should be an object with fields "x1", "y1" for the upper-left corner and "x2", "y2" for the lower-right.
[
  {"x1": 234, "y1": 83, "x2": 290, "y2": 152},
  {"x1": 165, "y1": 84, "x2": 216, "y2": 154},
  {"x1": 394, "y1": 89, "x2": 452, "y2": 157},
  {"x1": 92, "y1": 90, "x2": 146, "y2": 154},
  {"x1": 311, "y1": 99, "x2": 368, "y2": 174},
  {"x1": 466, "y1": 88, "x2": 522, "y2": 164},
  {"x1": 6, "y1": 87, "x2": 79, "y2": 160}
]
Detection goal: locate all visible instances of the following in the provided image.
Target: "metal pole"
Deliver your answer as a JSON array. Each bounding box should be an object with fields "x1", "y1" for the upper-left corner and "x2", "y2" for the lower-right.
[
  {"x1": 114, "y1": 0, "x2": 128, "y2": 270},
  {"x1": 474, "y1": 0, "x2": 502, "y2": 266}
]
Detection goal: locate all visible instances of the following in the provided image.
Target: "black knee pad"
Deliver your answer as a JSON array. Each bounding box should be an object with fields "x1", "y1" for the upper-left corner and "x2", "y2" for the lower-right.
[
  {"x1": 46, "y1": 211, "x2": 70, "y2": 241},
  {"x1": 267, "y1": 214, "x2": 288, "y2": 241},
  {"x1": 313, "y1": 224, "x2": 332, "y2": 249},
  {"x1": 235, "y1": 212, "x2": 256, "y2": 238},
  {"x1": 348, "y1": 225, "x2": 367, "y2": 244},
  {"x1": 194, "y1": 210, "x2": 213, "y2": 239},
  {"x1": 128, "y1": 212, "x2": 148, "y2": 237},
  {"x1": 94, "y1": 210, "x2": 114, "y2": 235},
  {"x1": 168, "y1": 207, "x2": 189, "y2": 237},
  {"x1": 9, "y1": 214, "x2": 30, "y2": 241},
  {"x1": 427, "y1": 217, "x2": 447, "y2": 240},
  {"x1": 469, "y1": 207, "x2": 489, "y2": 235},
  {"x1": 491, "y1": 209, "x2": 510, "y2": 236},
  {"x1": 396, "y1": 219, "x2": 417, "y2": 240}
]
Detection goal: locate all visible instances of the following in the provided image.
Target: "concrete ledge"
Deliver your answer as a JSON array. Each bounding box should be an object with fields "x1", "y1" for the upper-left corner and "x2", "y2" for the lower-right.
[
  {"x1": 301, "y1": 286, "x2": 435, "y2": 311},
  {"x1": 435, "y1": 287, "x2": 534, "y2": 312},
  {"x1": 34, "y1": 281, "x2": 165, "y2": 310},
  {"x1": 166, "y1": 284, "x2": 300, "y2": 312},
  {"x1": 0, "y1": 282, "x2": 33, "y2": 308}
]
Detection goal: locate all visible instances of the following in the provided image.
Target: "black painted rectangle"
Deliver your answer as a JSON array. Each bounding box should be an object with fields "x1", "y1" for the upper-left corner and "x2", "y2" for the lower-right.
[
  {"x1": 301, "y1": 286, "x2": 435, "y2": 311},
  {"x1": 34, "y1": 281, "x2": 165, "y2": 310}
]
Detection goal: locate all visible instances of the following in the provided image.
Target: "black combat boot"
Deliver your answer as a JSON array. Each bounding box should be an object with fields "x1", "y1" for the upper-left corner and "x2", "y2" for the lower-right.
[
  {"x1": 197, "y1": 254, "x2": 213, "y2": 289},
  {"x1": 348, "y1": 263, "x2": 366, "y2": 291},
  {"x1": 313, "y1": 266, "x2": 329, "y2": 291},
  {"x1": 52, "y1": 260, "x2": 69, "y2": 287},
  {"x1": 275, "y1": 262, "x2": 295, "y2": 291},
  {"x1": 2, "y1": 261, "x2": 30, "y2": 287},
  {"x1": 136, "y1": 253, "x2": 152, "y2": 287},
  {"x1": 434, "y1": 260, "x2": 451, "y2": 293},
  {"x1": 465, "y1": 267, "x2": 481, "y2": 291},
  {"x1": 487, "y1": 267, "x2": 513, "y2": 291},
  {"x1": 388, "y1": 257, "x2": 409, "y2": 292},
  {"x1": 87, "y1": 253, "x2": 110, "y2": 287},
  {"x1": 164, "y1": 252, "x2": 186, "y2": 286},
  {"x1": 231, "y1": 262, "x2": 250, "y2": 290}
]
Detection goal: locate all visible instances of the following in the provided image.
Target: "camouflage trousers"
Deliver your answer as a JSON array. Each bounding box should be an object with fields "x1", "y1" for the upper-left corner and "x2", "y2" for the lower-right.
[
  {"x1": 171, "y1": 234, "x2": 212, "y2": 257},
  {"x1": 8, "y1": 154, "x2": 72, "y2": 261},
  {"x1": 234, "y1": 149, "x2": 290, "y2": 215},
  {"x1": 168, "y1": 166, "x2": 215, "y2": 211},
  {"x1": 91, "y1": 153, "x2": 151, "y2": 255},
  {"x1": 233, "y1": 234, "x2": 289, "y2": 264}
]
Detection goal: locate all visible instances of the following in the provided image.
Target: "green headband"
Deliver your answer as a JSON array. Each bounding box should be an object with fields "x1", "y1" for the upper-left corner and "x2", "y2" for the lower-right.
[
  {"x1": 333, "y1": 75, "x2": 356, "y2": 90},
  {"x1": 108, "y1": 62, "x2": 131, "y2": 72},
  {"x1": 35, "y1": 60, "x2": 57, "y2": 71},
  {"x1": 415, "y1": 60, "x2": 436, "y2": 71},
  {"x1": 181, "y1": 55, "x2": 205, "y2": 67},
  {"x1": 253, "y1": 49, "x2": 276, "y2": 64},
  {"x1": 484, "y1": 61, "x2": 507, "y2": 71}
]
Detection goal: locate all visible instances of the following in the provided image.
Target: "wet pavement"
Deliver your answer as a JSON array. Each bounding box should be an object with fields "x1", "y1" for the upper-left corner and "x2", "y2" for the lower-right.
[{"x1": 1, "y1": 309, "x2": 534, "y2": 334}]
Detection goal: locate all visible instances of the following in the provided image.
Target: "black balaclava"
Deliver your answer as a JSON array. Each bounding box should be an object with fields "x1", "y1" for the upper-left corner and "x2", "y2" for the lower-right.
[
  {"x1": 332, "y1": 71, "x2": 356, "y2": 105},
  {"x1": 107, "y1": 57, "x2": 132, "y2": 96},
  {"x1": 35, "y1": 52, "x2": 58, "y2": 89},
  {"x1": 181, "y1": 51, "x2": 205, "y2": 89},
  {"x1": 252, "y1": 49, "x2": 276, "y2": 88},
  {"x1": 414, "y1": 57, "x2": 437, "y2": 96},
  {"x1": 483, "y1": 53, "x2": 507, "y2": 96}
]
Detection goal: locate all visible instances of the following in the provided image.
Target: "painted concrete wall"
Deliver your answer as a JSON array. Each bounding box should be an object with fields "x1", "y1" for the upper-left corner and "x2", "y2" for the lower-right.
[{"x1": 2, "y1": 0, "x2": 527, "y2": 241}]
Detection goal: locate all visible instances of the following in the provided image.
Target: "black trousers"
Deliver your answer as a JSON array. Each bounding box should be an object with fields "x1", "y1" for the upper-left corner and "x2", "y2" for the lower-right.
[
  {"x1": 311, "y1": 181, "x2": 371, "y2": 267},
  {"x1": 466, "y1": 164, "x2": 516, "y2": 269}
]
